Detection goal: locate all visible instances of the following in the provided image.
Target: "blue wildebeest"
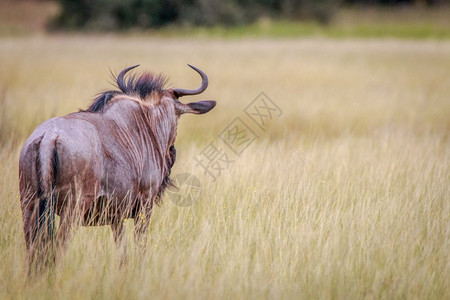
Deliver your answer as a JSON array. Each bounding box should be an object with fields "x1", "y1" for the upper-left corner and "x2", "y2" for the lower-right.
[{"x1": 19, "y1": 65, "x2": 215, "y2": 271}]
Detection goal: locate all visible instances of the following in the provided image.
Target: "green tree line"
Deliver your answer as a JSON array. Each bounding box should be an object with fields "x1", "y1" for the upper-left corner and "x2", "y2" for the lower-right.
[{"x1": 50, "y1": 0, "x2": 446, "y2": 30}]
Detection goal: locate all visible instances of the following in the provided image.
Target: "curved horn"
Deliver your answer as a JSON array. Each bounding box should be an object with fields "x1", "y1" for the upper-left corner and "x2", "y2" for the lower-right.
[
  {"x1": 173, "y1": 64, "x2": 208, "y2": 97},
  {"x1": 117, "y1": 64, "x2": 139, "y2": 92}
]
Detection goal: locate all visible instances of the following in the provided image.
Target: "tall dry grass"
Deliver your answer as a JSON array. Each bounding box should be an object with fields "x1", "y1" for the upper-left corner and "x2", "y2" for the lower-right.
[{"x1": 0, "y1": 36, "x2": 449, "y2": 299}]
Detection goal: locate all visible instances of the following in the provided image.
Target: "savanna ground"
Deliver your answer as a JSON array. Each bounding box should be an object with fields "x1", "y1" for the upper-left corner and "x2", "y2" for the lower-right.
[{"x1": 0, "y1": 2, "x2": 449, "y2": 300}]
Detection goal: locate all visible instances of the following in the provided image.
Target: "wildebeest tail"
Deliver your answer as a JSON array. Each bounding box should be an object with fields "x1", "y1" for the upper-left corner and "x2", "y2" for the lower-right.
[{"x1": 34, "y1": 132, "x2": 58, "y2": 256}]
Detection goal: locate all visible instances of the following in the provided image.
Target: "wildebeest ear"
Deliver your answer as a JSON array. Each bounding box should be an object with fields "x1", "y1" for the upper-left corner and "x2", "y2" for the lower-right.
[{"x1": 184, "y1": 100, "x2": 216, "y2": 114}]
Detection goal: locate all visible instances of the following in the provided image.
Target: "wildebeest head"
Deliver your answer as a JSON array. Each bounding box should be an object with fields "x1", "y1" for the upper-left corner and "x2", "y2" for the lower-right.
[
  {"x1": 88, "y1": 64, "x2": 215, "y2": 143},
  {"x1": 171, "y1": 64, "x2": 216, "y2": 115},
  {"x1": 88, "y1": 64, "x2": 215, "y2": 155},
  {"x1": 94, "y1": 64, "x2": 216, "y2": 114},
  {"x1": 85, "y1": 64, "x2": 216, "y2": 202}
]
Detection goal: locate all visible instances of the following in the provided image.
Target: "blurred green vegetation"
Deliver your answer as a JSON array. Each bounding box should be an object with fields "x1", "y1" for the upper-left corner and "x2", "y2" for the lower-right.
[
  {"x1": 49, "y1": 0, "x2": 450, "y2": 31},
  {"x1": 1, "y1": 0, "x2": 450, "y2": 39},
  {"x1": 50, "y1": 0, "x2": 343, "y2": 30}
]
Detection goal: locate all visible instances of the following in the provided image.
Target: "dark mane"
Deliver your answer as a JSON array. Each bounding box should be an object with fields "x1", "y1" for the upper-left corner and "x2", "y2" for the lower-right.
[
  {"x1": 156, "y1": 145, "x2": 177, "y2": 204},
  {"x1": 85, "y1": 66, "x2": 167, "y2": 113},
  {"x1": 87, "y1": 91, "x2": 120, "y2": 113},
  {"x1": 118, "y1": 71, "x2": 167, "y2": 98}
]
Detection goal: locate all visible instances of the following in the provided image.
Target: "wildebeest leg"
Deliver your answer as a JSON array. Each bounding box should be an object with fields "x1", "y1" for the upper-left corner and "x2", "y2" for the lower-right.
[
  {"x1": 21, "y1": 193, "x2": 56, "y2": 275},
  {"x1": 55, "y1": 210, "x2": 77, "y2": 262},
  {"x1": 134, "y1": 218, "x2": 150, "y2": 254},
  {"x1": 21, "y1": 198, "x2": 38, "y2": 275},
  {"x1": 111, "y1": 220, "x2": 127, "y2": 266},
  {"x1": 134, "y1": 199, "x2": 153, "y2": 253}
]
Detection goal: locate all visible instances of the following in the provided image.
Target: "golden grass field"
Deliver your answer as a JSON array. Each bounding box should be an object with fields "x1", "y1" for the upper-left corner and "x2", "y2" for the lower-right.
[{"x1": 0, "y1": 35, "x2": 449, "y2": 299}]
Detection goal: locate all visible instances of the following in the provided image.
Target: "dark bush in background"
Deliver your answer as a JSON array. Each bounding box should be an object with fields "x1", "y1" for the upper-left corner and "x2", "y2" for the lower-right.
[
  {"x1": 51, "y1": 0, "x2": 177, "y2": 30},
  {"x1": 50, "y1": 0, "x2": 445, "y2": 30},
  {"x1": 51, "y1": 0, "x2": 344, "y2": 30}
]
